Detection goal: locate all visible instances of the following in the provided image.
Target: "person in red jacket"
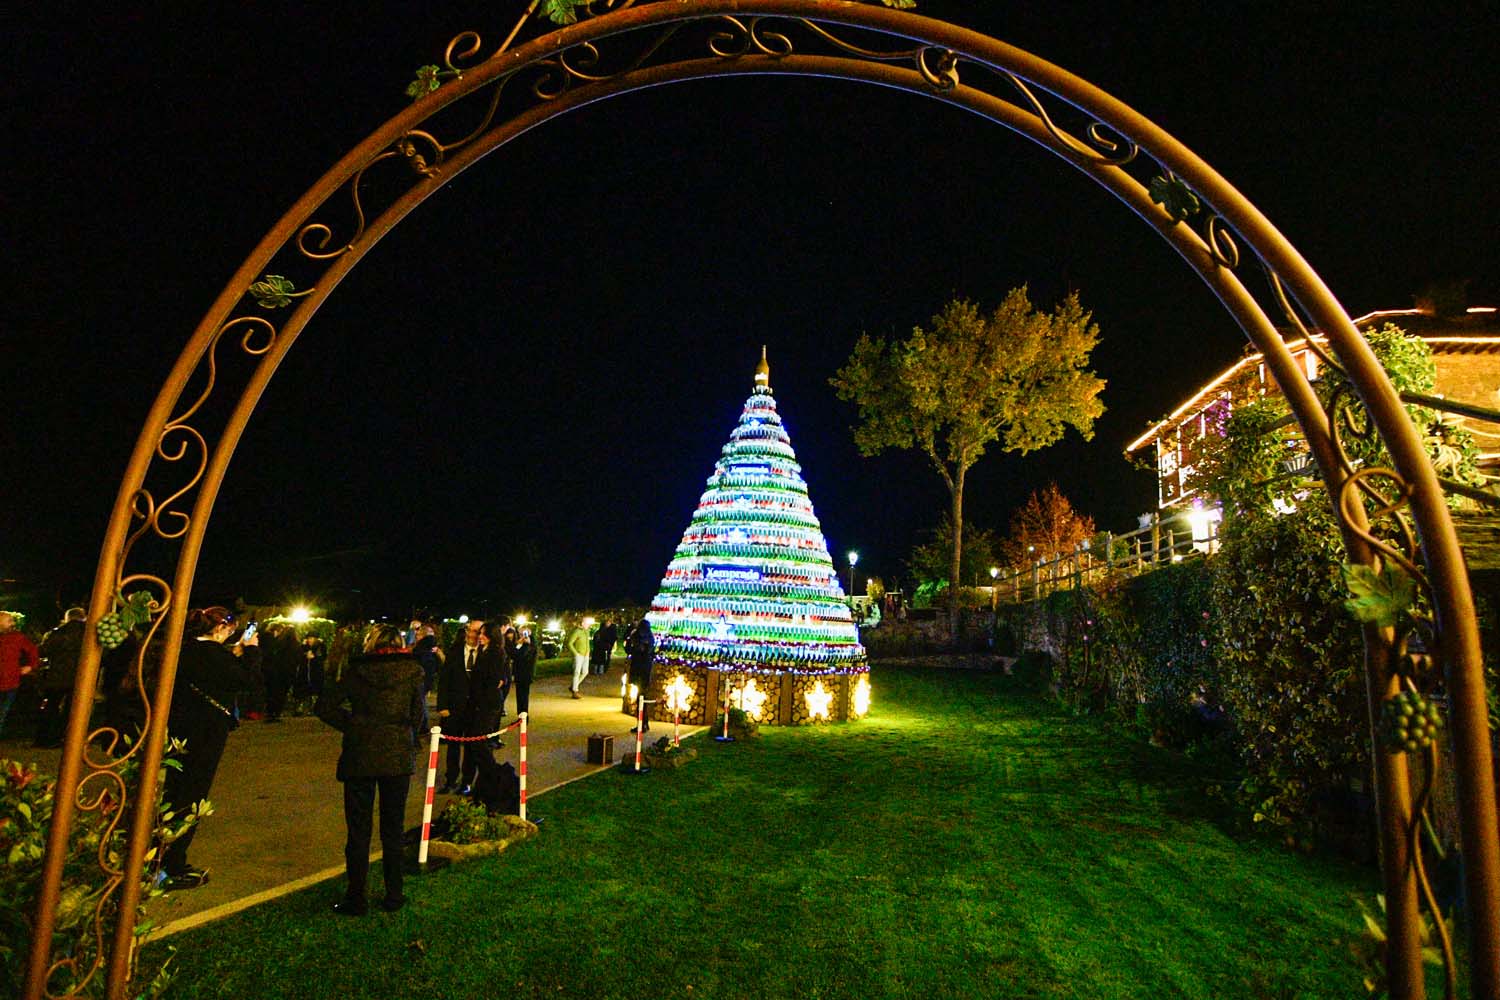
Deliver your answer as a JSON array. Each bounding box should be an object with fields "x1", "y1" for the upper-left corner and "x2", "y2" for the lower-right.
[{"x1": 0, "y1": 612, "x2": 40, "y2": 737}]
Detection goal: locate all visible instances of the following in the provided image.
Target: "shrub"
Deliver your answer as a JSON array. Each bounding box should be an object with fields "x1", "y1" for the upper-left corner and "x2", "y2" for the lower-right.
[
  {"x1": 436, "y1": 798, "x2": 514, "y2": 845},
  {"x1": 2, "y1": 743, "x2": 202, "y2": 998},
  {"x1": 712, "y1": 708, "x2": 760, "y2": 741},
  {"x1": 1209, "y1": 497, "x2": 1369, "y2": 840}
]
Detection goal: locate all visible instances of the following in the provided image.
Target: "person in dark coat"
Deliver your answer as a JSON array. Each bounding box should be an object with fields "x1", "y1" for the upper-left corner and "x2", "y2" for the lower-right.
[
  {"x1": 162, "y1": 606, "x2": 262, "y2": 889},
  {"x1": 35, "y1": 608, "x2": 87, "y2": 747},
  {"x1": 483, "y1": 621, "x2": 513, "y2": 719},
  {"x1": 411, "y1": 622, "x2": 442, "y2": 694},
  {"x1": 506, "y1": 625, "x2": 538, "y2": 717},
  {"x1": 594, "y1": 619, "x2": 618, "y2": 675},
  {"x1": 626, "y1": 617, "x2": 654, "y2": 733},
  {"x1": 262, "y1": 623, "x2": 302, "y2": 722},
  {"x1": 315, "y1": 623, "x2": 426, "y2": 916},
  {"x1": 437, "y1": 619, "x2": 503, "y2": 794}
]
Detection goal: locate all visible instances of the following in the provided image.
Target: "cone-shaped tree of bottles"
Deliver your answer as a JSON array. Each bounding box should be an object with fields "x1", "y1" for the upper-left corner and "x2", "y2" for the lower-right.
[{"x1": 639, "y1": 349, "x2": 870, "y2": 726}]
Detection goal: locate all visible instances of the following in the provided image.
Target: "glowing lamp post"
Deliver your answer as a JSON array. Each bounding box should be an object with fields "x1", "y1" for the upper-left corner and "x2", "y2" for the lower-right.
[
  {"x1": 989, "y1": 566, "x2": 999, "y2": 611},
  {"x1": 847, "y1": 550, "x2": 859, "y2": 600}
]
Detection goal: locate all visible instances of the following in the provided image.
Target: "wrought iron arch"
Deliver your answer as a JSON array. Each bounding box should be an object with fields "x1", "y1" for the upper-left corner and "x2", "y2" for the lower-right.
[{"x1": 25, "y1": 3, "x2": 1497, "y2": 998}]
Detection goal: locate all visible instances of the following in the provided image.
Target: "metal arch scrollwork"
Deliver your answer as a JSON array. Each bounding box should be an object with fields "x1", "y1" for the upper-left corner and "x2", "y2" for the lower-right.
[
  {"x1": 916, "y1": 46, "x2": 959, "y2": 90},
  {"x1": 998, "y1": 71, "x2": 1138, "y2": 166},
  {"x1": 30, "y1": 5, "x2": 1495, "y2": 999},
  {"x1": 1202, "y1": 213, "x2": 1240, "y2": 269}
]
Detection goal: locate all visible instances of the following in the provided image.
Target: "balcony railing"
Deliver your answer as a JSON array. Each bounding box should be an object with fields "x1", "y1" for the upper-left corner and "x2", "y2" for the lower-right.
[{"x1": 993, "y1": 509, "x2": 1218, "y2": 603}]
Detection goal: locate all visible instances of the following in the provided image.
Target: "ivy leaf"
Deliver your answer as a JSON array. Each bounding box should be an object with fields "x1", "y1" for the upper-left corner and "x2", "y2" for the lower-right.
[
  {"x1": 1341, "y1": 562, "x2": 1416, "y2": 628},
  {"x1": 249, "y1": 274, "x2": 297, "y2": 309},
  {"x1": 406, "y1": 64, "x2": 443, "y2": 101},
  {"x1": 540, "y1": 0, "x2": 588, "y2": 25},
  {"x1": 1149, "y1": 173, "x2": 1201, "y2": 223},
  {"x1": 880, "y1": 0, "x2": 918, "y2": 8}
]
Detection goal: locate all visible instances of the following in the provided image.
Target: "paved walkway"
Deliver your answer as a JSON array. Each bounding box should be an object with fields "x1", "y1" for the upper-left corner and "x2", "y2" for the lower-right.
[{"x1": 2, "y1": 666, "x2": 697, "y2": 938}]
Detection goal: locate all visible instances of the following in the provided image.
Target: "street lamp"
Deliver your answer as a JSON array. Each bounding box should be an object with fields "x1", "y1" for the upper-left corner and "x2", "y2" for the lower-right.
[
  {"x1": 989, "y1": 566, "x2": 999, "y2": 612},
  {"x1": 847, "y1": 550, "x2": 859, "y2": 599}
]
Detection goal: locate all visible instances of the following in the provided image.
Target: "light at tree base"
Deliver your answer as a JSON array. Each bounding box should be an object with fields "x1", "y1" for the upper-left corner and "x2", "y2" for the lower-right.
[{"x1": 642, "y1": 350, "x2": 870, "y2": 725}]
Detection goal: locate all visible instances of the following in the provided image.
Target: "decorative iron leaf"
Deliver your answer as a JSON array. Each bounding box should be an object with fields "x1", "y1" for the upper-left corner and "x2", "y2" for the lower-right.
[
  {"x1": 1341, "y1": 562, "x2": 1417, "y2": 628},
  {"x1": 540, "y1": 0, "x2": 589, "y2": 25},
  {"x1": 1149, "y1": 173, "x2": 1201, "y2": 223},
  {"x1": 406, "y1": 64, "x2": 443, "y2": 100},
  {"x1": 120, "y1": 590, "x2": 155, "y2": 630},
  {"x1": 249, "y1": 273, "x2": 297, "y2": 309}
]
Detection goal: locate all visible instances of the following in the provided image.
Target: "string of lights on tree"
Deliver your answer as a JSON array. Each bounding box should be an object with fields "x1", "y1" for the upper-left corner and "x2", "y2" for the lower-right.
[{"x1": 646, "y1": 349, "x2": 869, "y2": 683}]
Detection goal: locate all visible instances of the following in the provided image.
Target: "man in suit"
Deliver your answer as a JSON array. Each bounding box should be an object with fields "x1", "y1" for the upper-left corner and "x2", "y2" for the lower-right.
[{"x1": 437, "y1": 619, "x2": 502, "y2": 795}]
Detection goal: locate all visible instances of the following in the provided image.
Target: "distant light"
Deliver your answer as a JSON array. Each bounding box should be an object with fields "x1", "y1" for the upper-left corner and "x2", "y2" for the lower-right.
[
  {"x1": 848, "y1": 550, "x2": 859, "y2": 567},
  {"x1": 989, "y1": 566, "x2": 999, "y2": 579},
  {"x1": 1466, "y1": 306, "x2": 1496, "y2": 314},
  {"x1": 546, "y1": 618, "x2": 562, "y2": 632},
  {"x1": 583, "y1": 616, "x2": 596, "y2": 628},
  {"x1": 514, "y1": 613, "x2": 529, "y2": 626},
  {"x1": 457, "y1": 614, "x2": 469, "y2": 624},
  {"x1": 288, "y1": 606, "x2": 312, "y2": 624}
]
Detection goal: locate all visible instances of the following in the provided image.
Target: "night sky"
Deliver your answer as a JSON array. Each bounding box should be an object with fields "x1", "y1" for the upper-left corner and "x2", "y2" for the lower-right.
[{"x1": 6, "y1": 2, "x2": 1497, "y2": 621}]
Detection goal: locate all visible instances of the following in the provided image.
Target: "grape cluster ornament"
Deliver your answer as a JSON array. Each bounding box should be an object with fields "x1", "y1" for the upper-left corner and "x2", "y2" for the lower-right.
[
  {"x1": 1381, "y1": 689, "x2": 1444, "y2": 754},
  {"x1": 95, "y1": 591, "x2": 156, "y2": 650}
]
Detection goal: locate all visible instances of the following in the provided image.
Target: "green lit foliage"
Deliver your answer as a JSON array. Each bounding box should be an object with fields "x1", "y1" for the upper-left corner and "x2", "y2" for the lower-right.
[
  {"x1": 1028, "y1": 562, "x2": 1217, "y2": 742},
  {"x1": 906, "y1": 515, "x2": 999, "y2": 593},
  {"x1": 1318, "y1": 323, "x2": 1484, "y2": 499},
  {"x1": 2, "y1": 744, "x2": 203, "y2": 998},
  {"x1": 1349, "y1": 893, "x2": 1451, "y2": 995},
  {"x1": 436, "y1": 798, "x2": 515, "y2": 845},
  {"x1": 1210, "y1": 492, "x2": 1368, "y2": 837},
  {"x1": 832, "y1": 288, "x2": 1104, "y2": 636}
]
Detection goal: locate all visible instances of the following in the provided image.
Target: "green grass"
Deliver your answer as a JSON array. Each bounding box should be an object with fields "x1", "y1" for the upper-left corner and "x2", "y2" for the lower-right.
[{"x1": 152, "y1": 667, "x2": 1377, "y2": 999}]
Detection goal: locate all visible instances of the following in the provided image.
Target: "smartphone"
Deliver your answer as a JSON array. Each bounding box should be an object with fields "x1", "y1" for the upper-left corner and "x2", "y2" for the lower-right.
[{"x1": 241, "y1": 621, "x2": 257, "y2": 641}]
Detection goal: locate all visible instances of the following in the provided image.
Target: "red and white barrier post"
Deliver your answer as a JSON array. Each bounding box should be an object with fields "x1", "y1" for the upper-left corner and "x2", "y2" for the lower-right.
[
  {"x1": 518, "y1": 711, "x2": 528, "y2": 822},
  {"x1": 622, "y1": 695, "x2": 653, "y2": 774},
  {"x1": 715, "y1": 675, "x2": 735, "y2": 742},
  {"x1": 418, "y1": 725, "x2": 441, "y2": 867},
  {"x1": 633, "y1": 696, "x2": 646, "y2": 771}
]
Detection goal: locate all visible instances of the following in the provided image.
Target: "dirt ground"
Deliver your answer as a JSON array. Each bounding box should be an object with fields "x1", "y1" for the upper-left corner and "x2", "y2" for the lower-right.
[{"x1": 3, "y1": 668, "x2": 695, "y2": 936}]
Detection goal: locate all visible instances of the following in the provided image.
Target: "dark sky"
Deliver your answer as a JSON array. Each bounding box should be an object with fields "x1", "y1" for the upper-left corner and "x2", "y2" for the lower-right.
[{"x1": 6, "y1": 2, "x2": 1497, "y2": 620}]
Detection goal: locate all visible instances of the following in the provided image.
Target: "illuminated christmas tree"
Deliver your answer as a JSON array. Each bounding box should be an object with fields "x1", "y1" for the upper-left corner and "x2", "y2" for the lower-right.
[{"x1": 637, "y1": 349, "x2": 871, "y2": 726}]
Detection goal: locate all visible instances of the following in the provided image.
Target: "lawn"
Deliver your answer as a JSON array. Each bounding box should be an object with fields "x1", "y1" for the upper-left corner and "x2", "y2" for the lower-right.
[{"x1": 151, "y1": 666, "x2": 1377, "y2": 999}]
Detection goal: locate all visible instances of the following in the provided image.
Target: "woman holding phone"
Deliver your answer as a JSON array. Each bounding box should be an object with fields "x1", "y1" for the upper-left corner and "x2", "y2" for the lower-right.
[{"x1": 161, "y1": 606, "x2": 261, "y2": 889}]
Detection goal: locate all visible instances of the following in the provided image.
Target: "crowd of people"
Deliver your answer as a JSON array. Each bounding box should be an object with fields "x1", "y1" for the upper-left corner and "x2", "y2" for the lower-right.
[{"x1": 1, "y1": 604, "x2": 651, "y2": 914}]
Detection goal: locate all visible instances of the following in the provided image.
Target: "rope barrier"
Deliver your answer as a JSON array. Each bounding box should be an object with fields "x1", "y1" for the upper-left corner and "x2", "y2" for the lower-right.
[
  {"x1": 419, "y1": 714, "x2": 529, "y2": 867},
  {"x1": 438, "y1": 716, "x2": 523, "y2": 743}
]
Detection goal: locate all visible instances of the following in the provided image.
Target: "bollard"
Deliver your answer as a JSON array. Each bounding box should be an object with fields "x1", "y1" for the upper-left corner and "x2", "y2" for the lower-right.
[
  {"x1": 622, "y1": 695, "x2": 652, "y2": 774},
  {"x1": 418, "y1": 725, "x2": 441, "y2": 868},
  {"x1": 518, "y1": 711, "x2": 528, "y2": 822},
  {"x1": 714, "y1": 676, "x2": 735, "y2": 743},
  {"x1": 673, "y1": 705, "x2": 680, "y2": 748}
]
